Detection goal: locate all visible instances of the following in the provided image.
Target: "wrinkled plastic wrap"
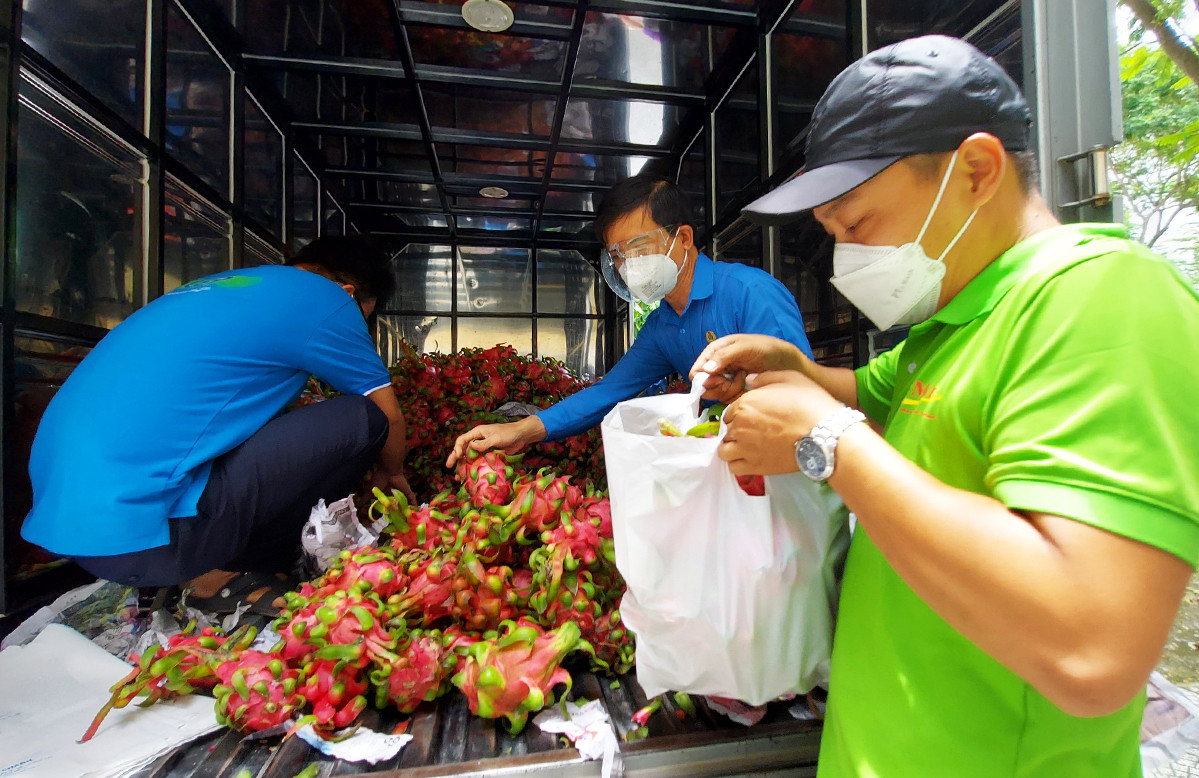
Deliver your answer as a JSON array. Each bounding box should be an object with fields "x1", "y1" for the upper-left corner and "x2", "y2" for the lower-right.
[{"x1": 600, "y1": 376, "x2": 849, "y2": 704}]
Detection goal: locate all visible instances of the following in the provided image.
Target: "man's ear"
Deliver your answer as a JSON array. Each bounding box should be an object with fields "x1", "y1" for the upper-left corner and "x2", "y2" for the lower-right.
[
  {"x1": 959, "y1": 133, "x2": 1006, "y2": 207},
  {"x1": 675, "y1": 224, "x2": 696, "y2": 258}
]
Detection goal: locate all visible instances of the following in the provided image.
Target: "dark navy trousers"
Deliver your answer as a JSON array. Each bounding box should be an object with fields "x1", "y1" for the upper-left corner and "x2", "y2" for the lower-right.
[{"x1": 73, "y1": 394, "x2": 388, "y2": 587}]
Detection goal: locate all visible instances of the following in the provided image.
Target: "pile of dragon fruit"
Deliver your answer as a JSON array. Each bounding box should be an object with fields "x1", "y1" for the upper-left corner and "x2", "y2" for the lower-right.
[
  {"x1": 82, "y1": 448, "x2": 633, "y2": 741},
  {"x1": 390, "y1": 342, "x2": 606, "y2": 497}
]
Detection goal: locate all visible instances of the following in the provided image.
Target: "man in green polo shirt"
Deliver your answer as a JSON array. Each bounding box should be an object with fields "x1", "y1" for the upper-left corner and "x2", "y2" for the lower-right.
[{"x1": 690, "y1": 35, "x2": 1199, "y2": 777}]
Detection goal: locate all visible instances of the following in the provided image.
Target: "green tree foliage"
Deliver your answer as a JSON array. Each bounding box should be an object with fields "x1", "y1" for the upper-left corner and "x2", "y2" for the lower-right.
[
  {"x1": 1112, "y1": 1, "x2": 1199, "y2": 285},
  {"x1": 631, "y1": 299, "x2": 658, "y2": 338}
]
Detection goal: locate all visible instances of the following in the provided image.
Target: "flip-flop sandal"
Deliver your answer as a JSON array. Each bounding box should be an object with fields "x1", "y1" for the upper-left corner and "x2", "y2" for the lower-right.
[{"x1": 185, "y1": 571, "x2": 298, "y2": 617}]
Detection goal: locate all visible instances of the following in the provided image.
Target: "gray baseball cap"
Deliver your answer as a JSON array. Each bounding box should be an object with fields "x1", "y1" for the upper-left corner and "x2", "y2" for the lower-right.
[{"x1": 744, "y1": 35, "x2": 1031, "y2": 225}]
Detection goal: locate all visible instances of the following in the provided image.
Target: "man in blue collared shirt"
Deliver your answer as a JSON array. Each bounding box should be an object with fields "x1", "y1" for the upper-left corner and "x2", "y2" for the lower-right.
[{"x1": 447, "y1": 175, "x2": 813, "y2": 464}]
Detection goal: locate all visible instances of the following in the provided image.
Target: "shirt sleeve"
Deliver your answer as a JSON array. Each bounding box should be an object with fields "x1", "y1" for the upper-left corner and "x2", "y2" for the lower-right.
[
  {"x1": 301, "y1": 299, "x2": 391, "y2": 396},
  {"x1": 735, "y1": 268, "x2": 815, "y2": 359},
  {"x1": 985, "y1": 248, "x2": 1199, "y2": 563},
  {"x1": 855, "y1": 345, "x2": 901, "y2": 425},
  {"x1": 536, "y1": 317, "x2": 675, "y2": 441}
]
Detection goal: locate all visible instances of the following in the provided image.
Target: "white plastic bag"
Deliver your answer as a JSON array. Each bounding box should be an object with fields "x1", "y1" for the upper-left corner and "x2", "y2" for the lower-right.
[{"x1": 600, "y1": 375, "x2": 850, "y2": 704}]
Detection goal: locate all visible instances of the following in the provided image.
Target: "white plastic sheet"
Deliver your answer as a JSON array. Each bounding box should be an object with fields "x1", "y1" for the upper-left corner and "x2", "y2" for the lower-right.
[{"x1": 600, "y1": 375, "x2": 849, "y2": 704}]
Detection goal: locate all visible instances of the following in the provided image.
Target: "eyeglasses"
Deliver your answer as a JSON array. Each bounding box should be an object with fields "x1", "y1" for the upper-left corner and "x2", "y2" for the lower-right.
[{"x1": 599, "y1": 225, "x2": 678, "y2": 268}]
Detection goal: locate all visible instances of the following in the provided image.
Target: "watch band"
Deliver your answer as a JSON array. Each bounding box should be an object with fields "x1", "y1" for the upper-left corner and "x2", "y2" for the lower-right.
[
  {"x1": 795, "y1": 404, "x2": 867, "y2": 482},
  {"x1": 813, "y1": 405, "x2": 868, "y2": 443}
]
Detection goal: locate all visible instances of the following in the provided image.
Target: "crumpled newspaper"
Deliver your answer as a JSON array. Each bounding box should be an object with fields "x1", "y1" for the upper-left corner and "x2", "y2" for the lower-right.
[
  {"x1": 534, "y1": 699, "x2": 619, "y2": 778},
  {"x1": 300, "y1": 494, "x2": 382, "y2": 573},
  {"x1": 294, "y1": 723, "x2": 412, "y2": 764}
]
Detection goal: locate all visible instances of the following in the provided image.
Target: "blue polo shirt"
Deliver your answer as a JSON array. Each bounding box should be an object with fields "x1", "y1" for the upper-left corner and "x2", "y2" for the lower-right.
[
  {"x1": 22, "y1": 266, "x2": 391, "y2": 558},
  {"x1": 537, "y1": 252, "x2": 812, "y2": 440}
]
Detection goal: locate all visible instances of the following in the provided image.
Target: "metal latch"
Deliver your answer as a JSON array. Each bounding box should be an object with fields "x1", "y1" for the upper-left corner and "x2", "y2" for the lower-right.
[{"x1": 1057, "y1": 145, "x2": 1112, "y2": 209}]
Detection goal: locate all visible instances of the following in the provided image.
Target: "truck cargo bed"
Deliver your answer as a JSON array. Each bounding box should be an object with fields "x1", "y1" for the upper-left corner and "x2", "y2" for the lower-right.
[{"x1": 132, "y1": 667, "x2": 822, "y2": 778}]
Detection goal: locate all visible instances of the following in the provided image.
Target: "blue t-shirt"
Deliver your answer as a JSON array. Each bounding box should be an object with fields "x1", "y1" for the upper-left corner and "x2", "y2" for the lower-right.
[
  {"x1": 537, "y1": 252, "x2": 813, "y2": 440},
  {"x1": 22, "y1": 266, "x2": 391, "y2": 557}
]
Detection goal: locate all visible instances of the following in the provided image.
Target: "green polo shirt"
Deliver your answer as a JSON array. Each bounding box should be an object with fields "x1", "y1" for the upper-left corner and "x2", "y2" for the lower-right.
[{"x1": 819, "y1": 224, "x2": 1199, "y2": 777}]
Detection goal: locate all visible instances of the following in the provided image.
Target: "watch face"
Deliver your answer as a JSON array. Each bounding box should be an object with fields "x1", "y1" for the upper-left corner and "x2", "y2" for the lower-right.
[{"x1": 796, "y1": 438, "x2": 829, "y2": 478}]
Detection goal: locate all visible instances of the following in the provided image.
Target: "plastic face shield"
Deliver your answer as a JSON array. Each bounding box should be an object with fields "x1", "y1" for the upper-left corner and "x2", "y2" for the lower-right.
[{"x1": 599, "y1": 226, "x2": 675, "y2": 303}]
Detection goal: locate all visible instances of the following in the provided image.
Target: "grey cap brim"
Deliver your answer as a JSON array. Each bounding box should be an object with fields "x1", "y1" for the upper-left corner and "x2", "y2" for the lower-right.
[{"x1": 742, "y1": 156, "x2": 901, "y2": 226}]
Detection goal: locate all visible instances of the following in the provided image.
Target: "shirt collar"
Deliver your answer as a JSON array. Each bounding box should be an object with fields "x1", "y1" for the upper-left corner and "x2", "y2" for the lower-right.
[
  {"x1": 927, "y1": 223, "x2": 1128, "y2": 327},
  {"x1": 660, "y1": 251, "x2": 715, "y2": 319}
]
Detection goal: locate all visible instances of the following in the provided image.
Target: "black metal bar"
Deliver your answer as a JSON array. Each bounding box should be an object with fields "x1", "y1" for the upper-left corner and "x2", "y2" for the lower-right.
[
  {"x1": 244, "y1": 53, "x2": 410, "y2": 80},
  {"x1": 230, "y1": 63, "x2": 245, "y2": 269},
  {"x1": 586, "y1": 1, "x2": 757, "y2": 27},
  {"x1": 0, "y1": 0, "x2": 18, "y2": 616},
  {"x1": 326, "y1": 168, "x2": 613, "y2": 195},
  {"x1": 245, "y1": 55, "x2": 705, "y2": 108},
  {"x1": 17, "y1": 46, "x2": 155, "y2": 157},
  {"x1": 385, "y1": 0, "x2": 457, "y2": 242},
  {"x1": 145, "y1": 0, "x2": 167, "y2": 304},
  {"x1": 534, "y1": 0, "x2": 590, "y2": 246},
  {"x1": 296, "y1": 119, "x2": 674, "y2": 158},
  {"x1": 369, "y1": 227, "x2": 591, "y2": 249}
]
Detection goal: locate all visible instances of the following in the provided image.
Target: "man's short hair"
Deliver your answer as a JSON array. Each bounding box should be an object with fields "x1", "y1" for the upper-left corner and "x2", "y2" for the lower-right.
[
  {"x1": 906, "y1": 149, "x2": 1041, "y2": 196},
  {"x1": 286, "y1": 235, "x2": 396, "y2": 307},
  {"x1": 593, "y1": 175, "x2": 696, "y2": 245}
]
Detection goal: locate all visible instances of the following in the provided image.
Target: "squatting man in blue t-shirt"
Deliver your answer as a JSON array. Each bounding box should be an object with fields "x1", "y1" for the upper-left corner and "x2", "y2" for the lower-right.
[
  {"x1": 21, "y1": 236, "x2": 414, "y2": 614},
  {"x1": 447, "y1": 173, "x2": 815, "y2": 468}
]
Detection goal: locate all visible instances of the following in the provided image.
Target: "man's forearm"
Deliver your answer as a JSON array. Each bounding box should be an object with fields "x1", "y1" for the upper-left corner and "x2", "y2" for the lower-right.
[
  {"x1": 367, "y1": 386, "x2": 408, "y2": 476},
  {"x1": 829, "y1": 423, "x2": 1191, "y2": 716},
  {"x1": 379, "y1": 413, "x2": 407, "y2": 476},
  {"x1": 796, "y1": 352, "x2": 860, "y2": 410}
]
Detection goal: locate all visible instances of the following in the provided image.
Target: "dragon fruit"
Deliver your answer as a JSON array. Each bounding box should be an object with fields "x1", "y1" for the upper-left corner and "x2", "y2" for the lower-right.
[
  {"x1": 79, "y1": 624, "x2": 258, "y2": 742},
  {"x1": 576, "y1": 492, "x2": 613, "y2": 540},
  {"x1": 489, "y1": 470, "x2": 584, "y2": 544},
  {"x1": 388, "y1": 551, "x2": 458, "y2": 626},
  {"x1": 441, "y1": 624, "x2": 486, "y2": 677},
  {"x1": 451, "y1": 619, "x2": 588, "y2": 734},
  {"x1": 373, "y1": 488, "x2": 457, "y2": 552},
  {"x1": 456, "y1": 448, "x2": 521, "y2": 508},
  {"x1": 448, "y1": 552, "x2": 520, "y2": 631},
  {"x1": 274, "y1": 589, "x2": 396, "y2": 667},
  {"x1": 447, "y1": 507, "x2": 517, "y2": 564},
  {"x1": 585, "y1": 607, "x2": 636, "y2": 676},
  {"x1": 308, "y1": 545, "x2": 407, "y2": 600},
  {"x1": 296, "y1": 655, "x2": 370, "y2": 730},
  {"x1": 540, "y1": 511, "x2": 614, "y2": 570},
  {"x1": 370, "y1": 630, "x2": 453, "y2": 713},
  {"x1": 212, "y1": 650, "x2": 303, "y2": 732}
]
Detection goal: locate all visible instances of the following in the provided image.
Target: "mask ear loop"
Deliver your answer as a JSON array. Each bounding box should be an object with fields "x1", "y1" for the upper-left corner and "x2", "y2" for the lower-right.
[{"x1": 913, "y1": 149, "x2": 980, "y2": 263}]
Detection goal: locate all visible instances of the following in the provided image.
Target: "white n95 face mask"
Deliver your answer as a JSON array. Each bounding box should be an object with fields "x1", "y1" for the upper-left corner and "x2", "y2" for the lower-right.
[
  {"x1": 830, "y1": 149, "x2": 979, "y2": 331},
  {"x1": 617, "y1": 232, "x2": 681, "y2": 303}
]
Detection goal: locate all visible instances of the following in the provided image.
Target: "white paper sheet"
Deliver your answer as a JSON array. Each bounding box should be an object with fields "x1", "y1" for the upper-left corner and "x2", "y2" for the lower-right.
[{"x1": 0, "y1": 624, "x2": 221, "y2": 778}]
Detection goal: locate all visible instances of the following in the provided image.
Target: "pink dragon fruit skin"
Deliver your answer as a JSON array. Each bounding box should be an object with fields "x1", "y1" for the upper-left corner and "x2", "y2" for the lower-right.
[
  {"x1": 448, "y1": 554, "x2": 520, "y2": 632},
  {"x1": 451, "y1": 619, "x2": 586, "y2": 734},
  {"x1": 456, "y1": 449, "x2": 520, "y2": 508},
  {"x1": 371, "y1": 631, "x2": 452, "y2": 713},
  {"x1": 317, "y1": 545, "x2": 408, "y2": 599},
  {"x1": 212, "y1": 650, "x2": 303, "y2": 732},
  {"x1": 389, "y1": 552, "x2": 459, "y2": 625},
  {"x1": 576, "y1": 494, "x2": 613, "y2": 539},
  {"x1": 274, "y1": 589, "x2": 396, "y2": 667},
  {"x1": 297, "y1": 656, "x2": 370, "y2": 729}
]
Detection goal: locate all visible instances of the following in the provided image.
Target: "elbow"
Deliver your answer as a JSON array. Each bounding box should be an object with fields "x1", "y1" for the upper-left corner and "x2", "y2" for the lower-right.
[{"x1": 1037, "y1": 652, "x2": 1150, "y2": 718}]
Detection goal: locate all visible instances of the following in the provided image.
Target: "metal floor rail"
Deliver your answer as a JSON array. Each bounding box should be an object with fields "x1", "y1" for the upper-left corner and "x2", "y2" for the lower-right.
[{"x1": 130, "y1": 667, "x2": 822, "y2": 778}]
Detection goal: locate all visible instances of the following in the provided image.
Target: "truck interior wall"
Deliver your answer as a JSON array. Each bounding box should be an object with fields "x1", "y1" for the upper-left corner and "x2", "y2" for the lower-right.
[{"x1": 0, "y1": 0, "x2": 1051, "y2": 620}]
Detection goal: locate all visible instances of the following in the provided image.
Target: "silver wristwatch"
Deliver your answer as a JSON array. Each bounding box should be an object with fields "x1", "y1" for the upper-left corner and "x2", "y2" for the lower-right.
[{"x1": 794, "y1": 405, "x2": 867, "y2": 482}]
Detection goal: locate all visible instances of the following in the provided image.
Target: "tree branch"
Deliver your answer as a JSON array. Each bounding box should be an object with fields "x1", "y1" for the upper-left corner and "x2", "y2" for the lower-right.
[{"x1": 1124, "y1": 0, "x2": 1199, "y2": 83}]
